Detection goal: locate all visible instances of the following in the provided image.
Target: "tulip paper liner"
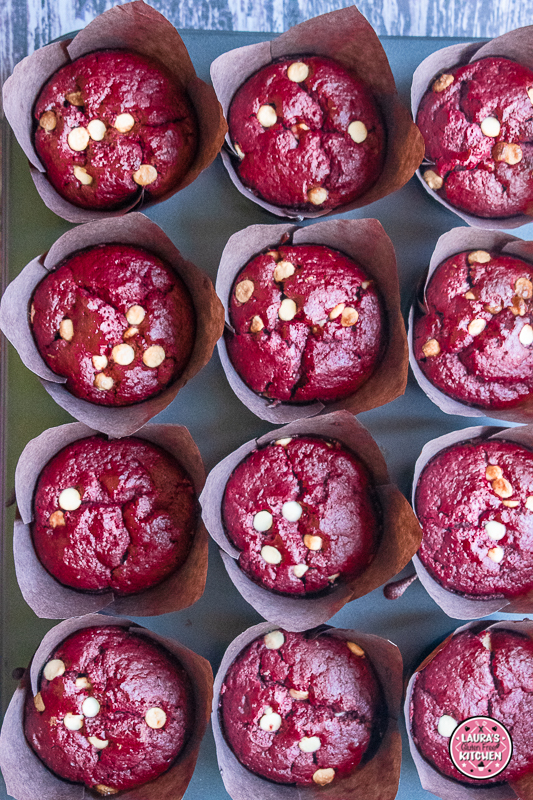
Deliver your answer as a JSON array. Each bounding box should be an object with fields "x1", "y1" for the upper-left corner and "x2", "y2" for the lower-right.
[
  {"x1": 405, "y1": 618, "x2": 533, "y2": 800},
  {"x1": 408, "y1": 226, "x2": 533, "y2": 422},
  {"x1": 210, "y1": 4, "x2": 424, "y2": 220},
  {"x1": 0, "y1": 614, "x2": 213, "y2": 800},
  {"x1": 13, "y1": 421, "x2": 208, "y2": 618},
  {"x1": 212, "y1": 621, "x2": 402, "y2": 800},
  {"x1": 2, "y1": 0, "x2": 227, "y2": 223},
  {"x1": 0, "y1": 213, "x2": 225, "y2": 437},
  {"x1": 200, "y1": 410, "x2": 422, "y2": 631},
  {"x1": 216, "y1": 218, "x2": 408, "y2": 423},
  {"x1": 411, "y1": 28, "x2": 533, "y2": 229},
  {"x1": 411, "y1": 423, "x2": 533, "y2": 620}
]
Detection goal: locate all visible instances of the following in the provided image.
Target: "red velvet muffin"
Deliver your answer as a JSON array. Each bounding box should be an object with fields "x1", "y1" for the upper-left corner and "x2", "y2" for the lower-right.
[
  {"x1": 417, "y1": 57, "x2": 533, "y2": 218},
  {"x1": 410, "y1": 628, "x2": 533, "y2": 784},
  {"x1": 222, "y1": 436, "x2": 380, "y2": 595},
  {"x1": 34, "y1": 50, "x2": 197, "y2": 210},
  {"x1": 228, "y1": 56, "x2": 385, "y2": 211},
  {"x1": 31, "y1": 243, "x2": 196, "y2": 406},
  {"x1": 226, "y1": 244, "x2": 385, "y2": 403},
  {"x1": 414, "y1": 248, "x2": 533, "y2": 410},
  {"x1": 219, "y1": 628, "x2": 383, "y2": 786},
  {"x1": 32, "y1": 435, "x2": 197, "y2": 595},
  {"x1": 24, "y1": 625, "x2": 194, "y2": 794},
  {"x1": 415, "y1": 437, "x2": 533, "y2": 599}
]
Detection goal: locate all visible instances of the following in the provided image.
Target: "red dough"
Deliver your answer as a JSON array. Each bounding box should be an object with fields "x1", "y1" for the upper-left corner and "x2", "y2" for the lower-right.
[
  {"x1": 415, "y1": 438, "x2": 533, "y2": 599},
  {"x1": 34, "y1": 50, "x2": 197, "y2": 210},
  {"x1": 222, "y1": 436, "x2": 379, "y2": 595},
  {"x1": 417, "y1": 57, "x2": 533, "y2": 218},
  {"x1": 228, "y1": 56, "x2": 385, "y2": 211},
  {"x1": 32, "y1": 436, "x2": 197, "y2": 595},
  {"x1": 226, "y1": 244, "x2": 384, "y2": 403},
  {"x1": 414, "y1": 249, "x2": 533, "y2": 410},
  {"x1": 410, "y1": 628, "x2": 533, "y2": 784},
  {"x1": 220, "y1": 629, "x2": 383, "y2": 786},
  {"x1": 24, "y1": 626, "x2": 194, "y2": 793},
  {"x1": 31, "y1": 243, "x2": 195, "y2": 406}
]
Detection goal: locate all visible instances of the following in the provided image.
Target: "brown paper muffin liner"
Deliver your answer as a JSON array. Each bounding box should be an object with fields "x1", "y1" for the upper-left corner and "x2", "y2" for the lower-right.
[
  {"x1": 408, "y1": 226, "x2": 533, "y2": 423},
  {"x1": 13, "y1": 421, "x2": 208, "y2": 619},
  {"x1": 200, "y1": 410, "x2": 422, "y2": 631},
  {"x1": 405, "y1": 618, "x2": 533, "y2": 800},
  {"x1": 2, "y1": 0, "x2": 227, "y2": 223},
  {"x1": 210, "y1": 5, "x2": 424, "y2": 220},
  {"x1": 212, "y1": 621, "x2": 402, "y2": 800},
  {"x1": 411, "y1": 29, "x2": 533, "y2": 228},
  {"x1": 0, "y1": 614, "x2": 213, "y2": 800},
  {"x1": 412, "y1": 423, "x2": 533, "y2": 620},
  {"x1": 216, "y1": 218, "x2": 408, "y2": 423},
  {"x1": 0, "y1": 213, "x2": 225, "y2": 437}
]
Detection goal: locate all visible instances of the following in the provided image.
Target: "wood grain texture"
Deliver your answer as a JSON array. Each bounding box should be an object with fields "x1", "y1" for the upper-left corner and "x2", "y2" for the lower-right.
[{"x1": 3, "y1": 0, "x2": 533, "y2": 81}]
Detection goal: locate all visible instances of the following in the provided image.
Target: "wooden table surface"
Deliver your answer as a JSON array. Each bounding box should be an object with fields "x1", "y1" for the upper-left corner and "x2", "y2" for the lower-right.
[{"x1": 4, "y1": 0, "x2": 533, "y2": 79}]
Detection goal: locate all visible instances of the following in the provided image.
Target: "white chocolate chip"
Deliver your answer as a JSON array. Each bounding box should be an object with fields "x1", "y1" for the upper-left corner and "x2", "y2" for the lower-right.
[
  {"x1": 250, "y1": 315, "x2": 264, "y2": 333},
  {"x1": 88, "y1": 736, "x2": 109, "y2": 749},
  {"x1": 422, "y1": 338, "x2": 440, "y2": 357},
  {"x1": 257, "y1": 105, "x2": 277, "y2": 127},
  {"x1": 59, "y1": 487, "x2": 81, "y2": 511},
  {"x1": 303, "y1": 534, "x2": 322, "y2": 551},
  {"x1": 114, "y1": 113, "x2": 135, "y2": 133},
  {"x1": 287, "y1": 62, "x2": 309, "y2": 82},
  {"x1": 502, "y1": 500, "x2": 520, "y2": 508},
  {"x1": 67, "y1": 126, "x2": 90, "y2": 152},
  {"x1": 485, "y1": 465, "x2": 502, "y2": 481},
  {"x1": 273, "y1": 261, "x2": 295, "y2": 282},
  {"x1": 481, "y1": 632, "x2": 492, "y2": 651},
  {"x1": 432, "y1": 73, "x2": 454, "y2": 92},
  {"x1": 87, "y1": 119, "x2": 106, "y2": 141},
  {"x1": 307, "y1": 186, "x2": 328, "y2": 205},
  {"x1": 468, "y1": 250, "x2": 491, "y2": 264},
  {"x1": 145, "y1": 707, "x2": 167, "y2": 729},
  {"x1": 341, "y1": 307, "x2": 359, "y2": 327},
  {"x1": 313, "y1": 768, "x2": 335, "y2": 786},
  {"x1": 299, "y1": 736, "x2": 321, "y2": 753},
  {"x1": 49, "y1": 510, "x2": 65, "y2": 528},
  {"x1": 94, "y1": 787, "x2": 118, "y2": 796},
  {"x1": 329, "y1": 303, "x2": 345, "y2": 320},
  {"x1": 290, "y1": 689, "x2": 309, "y2": 700},
  {"x1": 275, "y1": 438, "x2": 292, "y2": 446},
  {"x1": 43, "y1": 659, "x2": 66, "y2": 681},
  {"x1": 528, "y1": 87, "x2": 533, "y2": 105},
  {"x1": 526, "y1": 496, "x2": 533, "y2": 510},
  {"x1": 234, "y1": 143, "x2": 245, "y2": 159},
  {"x1": 64, "y1": 713, "x2": 84, "y2": 731},
  {"x1": 480, "y1": 116, "x2": 500, "y2": 137},
  {"x1": 519, "y1": 324, "x2": 533, "y2": 346},
  {"x1": 142, "y1": 345, "x2": 165, "y2": 368},
  {"x1": 492, "y1": 141, "x2": 523, "y2": 165},
  {"x1": 348, "y1": 120, "x2": 368, "y2": 143},
  {"x1": 492, "y1": 477, "x2": 513, "y2": 498},
  {"x1": 347, "y1": 642, "x2": 365, "y2": 657},
  {"x1": 259, "y1": 709, "x2": 282, "y2": 731},
  {"x1": 76, "y1": 676, "x2": 92, "y2": 690},
  {"x1": 235, "y1": 279, "x2": 254, "y2": 303},
  {"x1": 82, "y1": 697, "x2": 100, "y2": 718},
  {"x1": 111, "y1": 343, "x2": 135, "y2": 366},
  {"x1": 133, "y1": 164, "x2": 158, "y2": 186},
  {"x1": 282, "y1": 501, "x2": 302, "y2": 522},
  {"x1": 39, "y1": 111, "x2": 57, "y2": 131},
  {"x1": 468, "y1": 318, "x2": 486, "y2": 336},
  {"x1": 328, "y1": 573, "x2": 340, "y2": 583},
  {"x1": 267, "y1": 250, "x2": 281, "y2": 261},
  {"x1": 73, "y1": 166, "x2": 93, "y2": 185},
  {"x1": 423, "y1": 170, "x2": 443, "y2": 190},
  {"x1": 92, "y1": 355, "x2": 108, "y2": 371},
  {"x1": 464, "y1": 291, "x2": 476, "y2": 300},
  {"x1": 124, "y1": 326, "x2": 138, "y2": 339},
  {"x1": 438, "y1": 715, "x2": 457, "y2": 737},
  {"x1": 94, "y1": 373, "x2": 114, "y2": 391},
  {"x1": 33, "y1": 692, "x2": 45, "y2": 712},
  {"x1": 125, "y1": 305, "x2": 146, "y2": 325},
  {"x1": 59, "y1": 319, "x2": 74, "y2": 341},
  {"x1": 279, "y1": 298, "x2": 298, "y2": 321},
  {"x1": 253, "y1": 510, "x2": 273, "y2": 532},
  {"x1": 65, "y1": 91, "x2": 83, "y2": 106},
  {"x1": 484, "y1": 520, "x2": 506, "y2": 541},
  {"x1": 293, "y1": 564, "x2": 308, "y2": 578},
  {"x1": 261, "y1": 545, "x2": 282, "y2": 565},
  {"x1": 488, "y1": 546, "x2": 504, "y2": 563},
  {"x1": 264, "y1": 630, "x2": 284, "y2": 650}
]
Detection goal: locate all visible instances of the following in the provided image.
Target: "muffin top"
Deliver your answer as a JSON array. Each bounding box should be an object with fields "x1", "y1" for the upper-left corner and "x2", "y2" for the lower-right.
[
  {"x1": 24, "y1": 625, "x2": 194, "y2": 794},
  {"x1": 414, "y1": 248, "x2": 533, "y2": 410},
  {"x1": 228, "y1": 55, "x2": 385, "y2": 211},
  {"x1": 31, "y1": 243, "x2": 196, "y2": 406},
  {"x1": 220, "y1": 628, "x2": 383, "y2": 786},
  {"x1": 222, "y1": 436, "x2": 379, "y2": 595},
  {"x1": 226, "y1": 243, "x2": 384, "y2": 403},
  {"x1": 32, "y1": 435, "x2": 197, "y2": 595},
  {"x1": 34, "y1": 50, "x2": 197, "y2": 210},
  {"x1": 417, "y1": 57, "x2": 533, "y2": 218}
]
